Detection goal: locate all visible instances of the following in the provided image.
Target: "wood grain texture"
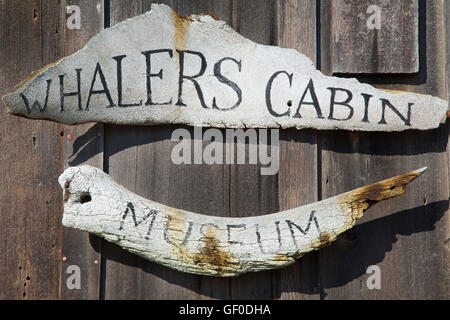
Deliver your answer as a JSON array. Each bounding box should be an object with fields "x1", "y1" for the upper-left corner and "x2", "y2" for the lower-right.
[
  {"x1": 331, "y1": 0, "x2": 419, "y2": 73},
  {"x1": 228, "y1": 0, "x2": 277, "y2": 300},
  {"x1": 0, "y1": 0, "x2": 63, "y2": 299},
  {"x1": 101, "y1": 0, "x2": 232, "y2": 299},
  {"x1": 149, "y1": 0, "x2": 232, "y2": 300},
  {"x1": 59, "y1": 0, "x2": 104, "y2": 300},
  {"x1": 446, "y1": 0, "x2": 450, "y2": 104},
  {"x1": 0, "y1": 0, "x2": 447, "y2": 300},
  {"x1": 101, "y1": 1, "x2": 156, "y2": 300},
  {"x1": 274, "y1": 0, "x2": 320, "y2": 300},
  {"x1": 446, "y1": 0, "x2": 450, "y2": 190},
  {"x1": 319, "y1": 0, "x2": 449, "y2": 299}
]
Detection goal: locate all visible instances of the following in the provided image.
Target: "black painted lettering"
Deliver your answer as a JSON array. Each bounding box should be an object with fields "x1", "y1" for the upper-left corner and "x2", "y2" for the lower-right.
[
  {"x1": 85, "y1": 62, "x2": 115, "y2": 110},
  {"x1": 113, "y1": 55, "x2": 143, "y2": 107},
  {"x1": 227, "y1": 224, "x2": 246, "y2": 244},
  {"x1": 141, "y1": 49, "x2": 173, "y2": 106},
  {"x1": 59, "y1": 69, "x2": 82, "y2": 111},
  {"x1": 119, "y1": 202, "x2": 158, "y2": 240},
  {"x1": 176, "y1": 50, "x2": 208, "y2": 108},
  {"x1": 255, "y1": 223, "x2": 264, "y2": 253},
  {"x1": 255, "y1": 222, "x2": 282, "y2": 254},
  {"x1": 378, "y1": 98, "x2": 412, "y2": 126},
  {"x1": 327, "y1": 87, "x2": 354, "y2": 121},
  {"x1": 286, "y1": 211, "x2": 320, "y2": 247},
  {"x1": 265, "y1": 70, "x2": 293, "y2": 117},
  {"x1": 144, "y1": 212, "x2": 158, "y2": 240},
  {"x1": 361, "y1": 93, "x2": 373, "y2": 123},
  {"x1": 275, "y1": 221, "x2": 282, "y2": 248},
  {"x1": 212, "y1": 57, "x2": 242, "y2": 111},
  {"x1": 20, "y1": 79, "x2": 52, "y2": 114},
  {"x1": 293, "y1": 79, "x2": 324, "y2": 119}
]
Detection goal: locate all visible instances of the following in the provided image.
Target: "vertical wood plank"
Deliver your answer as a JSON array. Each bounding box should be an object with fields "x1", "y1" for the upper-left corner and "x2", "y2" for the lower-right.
[
  {"x1": 331, "y1": 0, "x2": 419, "y2": 73},
  {"x1": 319, "y1": 0, "x2": 449, "y2": 299},
  {"x1": 446, "y1": 2, "x2": 450, "y2": 292},
  {"x1": 59, "y1": 0, "x2": 104, "y2": 300},
  {"x1": 101, "y1": 0, "x2": 232, "y2": 300},
  {"x1": 149, "y1": 0, "x2": 232, "y2": 299},
  {"x1": 446, "y1": 0, "x2": 450, "y2": 194},
  {"x1": 273, "y1": 0, "x2": 320, "y2": 300},
  {"x1": 101, "y1": 1, "x2": 156, "y2": 300},
  {"x1": 276, "y1": 0, "x2": 317, "y2": 64},
  {"x1": 446, "y1": 0, "x2": 450, "y2": 104},
  {"x1": 228, "y1": 0, "x2": 277, "y2": 300},
  {"x1": 0, "y1": 0, "x2": 63, "y2": 299}
]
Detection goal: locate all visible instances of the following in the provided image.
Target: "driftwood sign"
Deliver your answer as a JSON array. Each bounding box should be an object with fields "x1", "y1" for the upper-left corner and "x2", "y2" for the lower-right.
[
  {"x1": 3, "y1": 4, "x2": 448, "y2": 131},
  {"x1": 60, "y1": 165, "x2": 426, "y2": 276}
]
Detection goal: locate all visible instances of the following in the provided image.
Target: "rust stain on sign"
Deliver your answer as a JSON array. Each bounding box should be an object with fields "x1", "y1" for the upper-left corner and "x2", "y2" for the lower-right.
[
  {"x1": 338, "y1": 167, "x2": 426, "y2": 226},
  {"x1": 63, "y1": 180, "x2": 71, "y2": 202},
  {"x1": 270, "y1": 253, "x2": 295, "y2": 262},
  {"x1": 59, "y1": 165, "x2": 427, "y2": 276},
  {"x1": 4, "y1": 4, "x2": 446, "y2": 131},
  {"x1": 172, "y1": 11, "x2": 191, "y2": 54},
  {"x1": 193, "y1": 227, "x2": 234, "y2": 276},
  {"x1": 311, "y1": 232, "x2": 334, "y2": 250},
  {"x1": 164, "y1": 208, "x2": 236, "y2": 275},
  {"x1": 165, "y1": 208, "x2": 191, "y2": 245}
]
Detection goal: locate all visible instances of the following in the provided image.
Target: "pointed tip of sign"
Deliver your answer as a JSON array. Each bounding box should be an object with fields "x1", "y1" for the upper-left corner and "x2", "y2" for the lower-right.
[{"x1": 414, "y1": 167, "x2": 428, "y2": 175}]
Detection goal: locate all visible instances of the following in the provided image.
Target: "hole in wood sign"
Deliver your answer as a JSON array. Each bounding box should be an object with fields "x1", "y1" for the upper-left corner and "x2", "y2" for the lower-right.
[
  {"x1": 2, "y1": 4, "x2": 447, "y2": 131},
  {"x1": 60, "y1": 165, "x2": 426, "y2": 276}
]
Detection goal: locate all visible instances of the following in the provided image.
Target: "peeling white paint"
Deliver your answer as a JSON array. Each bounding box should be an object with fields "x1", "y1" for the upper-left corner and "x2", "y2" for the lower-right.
[
  {"x1": 3, "y1": 4, "x2": 447, "y2": 131},
  {"x1": 59, "y1": 165, "x2": 426, "y2": 276}
]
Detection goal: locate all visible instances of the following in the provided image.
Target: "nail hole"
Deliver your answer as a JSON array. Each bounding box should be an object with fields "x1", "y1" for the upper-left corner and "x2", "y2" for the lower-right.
[
  {"x1": 32, "y1": 136, "x2": 36, "y2": 147},
  {"x1": 287, "y1": 100, "x2": 292, "y2": 107},
  {"x1": 26, "y1": 276, "x2": 30, "y2": 281},
  {"x1": 33, "y1": 9, "x2": 37, "y2": 19},
  {"x1": 80, "y1": 193, "x2": 91, "y2": 204}
]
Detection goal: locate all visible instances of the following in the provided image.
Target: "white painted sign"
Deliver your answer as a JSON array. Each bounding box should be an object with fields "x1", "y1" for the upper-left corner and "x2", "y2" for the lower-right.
[
  {"x1": 2, "y1": 4, "x2": 447, "y2": 131},
  {"x1": 60, "y1": 165, "x2": 426, "y2": 276}
]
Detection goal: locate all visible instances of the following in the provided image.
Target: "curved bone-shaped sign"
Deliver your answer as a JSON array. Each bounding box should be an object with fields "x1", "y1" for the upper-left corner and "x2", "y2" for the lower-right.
[
  {"x1": 60, "y1": 165, "x2": 426, "y2": 276},
  {"x1": 3, "y1": 4, "x2": 447, "y2": 131}
]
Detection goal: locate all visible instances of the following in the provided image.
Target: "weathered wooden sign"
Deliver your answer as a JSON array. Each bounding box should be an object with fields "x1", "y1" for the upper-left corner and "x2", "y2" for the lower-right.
[
  {"x1": 2, "y1": 4, "x2": 448, "y2": 131},
  {"x1": 60, "y1": 165, "x2": 426, "y2": 276}
]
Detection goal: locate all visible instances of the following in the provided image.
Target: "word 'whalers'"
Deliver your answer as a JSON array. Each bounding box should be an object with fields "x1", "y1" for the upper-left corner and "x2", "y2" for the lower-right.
[{"x1": 3, "y1": 4, "x2": 447, "y2": 132}]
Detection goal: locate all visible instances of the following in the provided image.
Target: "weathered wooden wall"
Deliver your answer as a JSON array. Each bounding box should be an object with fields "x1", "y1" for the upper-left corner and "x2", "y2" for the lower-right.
[{"x1": 0, "y1": 0, "x2": 448, "y2": 299}]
